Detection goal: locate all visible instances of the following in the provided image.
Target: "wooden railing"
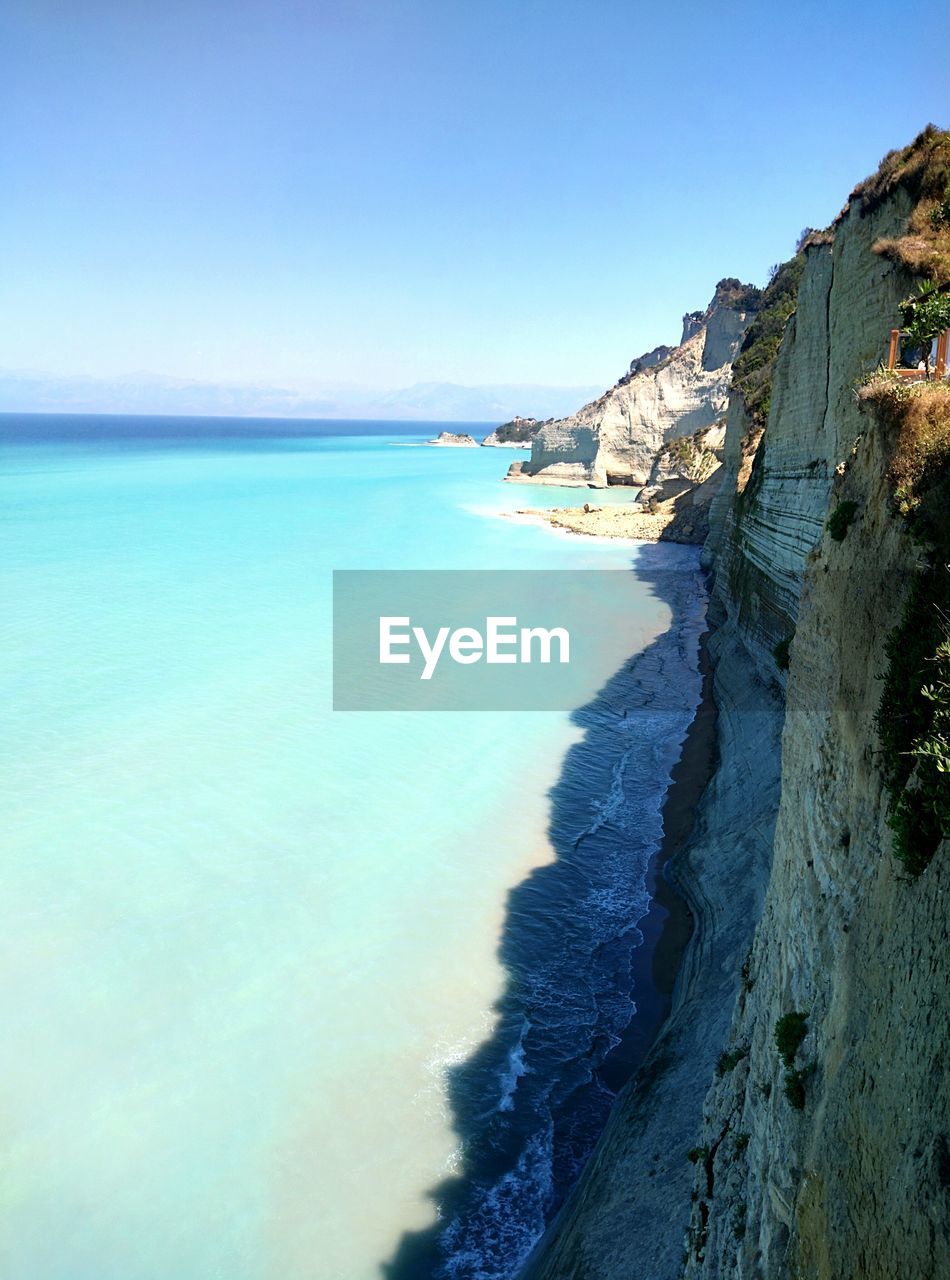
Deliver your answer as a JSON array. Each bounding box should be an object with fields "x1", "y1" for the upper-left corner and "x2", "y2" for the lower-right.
[{"x1": 887, "y1": 327, "x2": 950, "y2": 378}]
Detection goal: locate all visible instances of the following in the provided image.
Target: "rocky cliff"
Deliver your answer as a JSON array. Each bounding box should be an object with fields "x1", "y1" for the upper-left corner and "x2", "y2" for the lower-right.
[
  {"x1": 521, "y1": 127, "x2": 950, "y2": 1280},
  {"x1": 506, "y1": 281, "x2": 759, "y2": 488}
]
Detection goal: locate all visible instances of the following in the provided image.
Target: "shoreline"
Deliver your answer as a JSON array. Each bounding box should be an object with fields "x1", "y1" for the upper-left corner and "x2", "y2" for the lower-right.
[
  {"x1": 598, "y1": 619, "x2": 718, "y2": 1091},
  {"x1": 507, "y1": 504, "x2": 708, "y2": 546}
]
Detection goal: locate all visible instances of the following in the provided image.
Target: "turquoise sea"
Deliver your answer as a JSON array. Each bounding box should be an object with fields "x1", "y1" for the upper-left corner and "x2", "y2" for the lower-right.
[{"x1": 0, "y1": 416, "x2": 704, "y2": 1280}]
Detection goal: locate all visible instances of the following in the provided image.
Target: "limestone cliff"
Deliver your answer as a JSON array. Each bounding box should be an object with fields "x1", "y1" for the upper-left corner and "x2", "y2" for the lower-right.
[
  {"x1": 506, "y1": 281, "x2": 759, "y2": 488},
  {"x1": 521, "y1": 128, "x2": 949, "y2": 1280}
]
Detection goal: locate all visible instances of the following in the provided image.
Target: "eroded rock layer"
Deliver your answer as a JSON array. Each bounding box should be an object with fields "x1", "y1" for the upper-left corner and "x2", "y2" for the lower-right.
[{"x1": 522, "y1": 130, "x2": 949, "y2": 1280}]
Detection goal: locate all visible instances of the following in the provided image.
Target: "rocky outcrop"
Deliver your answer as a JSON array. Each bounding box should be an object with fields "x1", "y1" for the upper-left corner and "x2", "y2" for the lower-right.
[
  {"x1": 506, "y1": 282, "x2": 758, "y2": 488},
  {"x1": 629, "y1": 344, "x2": 674, "y2": 376},
  {"x1": 482, "y1": 416, "x2": 544, "y2": 447},
  {"x1": 521, "y1": 129, "x2": 950, "y2": 1280},
  {"x1": 425, "y1": 431, "x2": 479, "y2": 447}
]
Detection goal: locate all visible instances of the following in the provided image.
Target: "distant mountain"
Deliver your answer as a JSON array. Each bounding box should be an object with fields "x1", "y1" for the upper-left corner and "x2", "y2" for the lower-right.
[{"x1": 0, "y1": 371, "x2": 603, "y2": 424}]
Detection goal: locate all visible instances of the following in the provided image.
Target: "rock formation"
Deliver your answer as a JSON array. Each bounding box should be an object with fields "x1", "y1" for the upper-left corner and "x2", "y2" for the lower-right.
[
  {"x1": 521, "y1": 127, "x2": 950, "y2": 1280},
  {"x1": 482, "y1": 416, "x2": 544, "y2": 447},
  {"x1": 425, "y1": 431, "x2": 479, "y2": 447},
  {"x1": 506, "y1": 281, "x2": 759, "y2": 488}
]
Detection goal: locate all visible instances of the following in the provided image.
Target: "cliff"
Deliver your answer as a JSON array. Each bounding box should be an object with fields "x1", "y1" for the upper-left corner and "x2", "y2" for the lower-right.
[
  {"x1": 521, "y1": 127, "x2": 950, "y2": 1280},
  {"x1": 506, "y1": 281, "x2": 760, "y2": 488}
]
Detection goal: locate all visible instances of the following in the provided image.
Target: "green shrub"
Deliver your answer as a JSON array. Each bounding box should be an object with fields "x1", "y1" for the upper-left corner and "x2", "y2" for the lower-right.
[
  {"x1": 740, "y1": 950, "x2": 755, "y2": 993},
  {"x1": 686, "y1": 1145, "x2": 708, "y2": 1164},
  {"x1": 669, "y1": 435, "x2": 717, "y2": 484},
  {"x1": 773, "y1": 635, "x2": 793, "y2": 671},
  {"x1": 900, "y1": 283, "x2": 950, "y2": 379},
  {"x1": 734, "y1": 1132, "x2": 750, "y2": 1153},
  {"x1": 827, "y1": 500, "x2": 859, "y2": 541},
  {"x1": 782, "y1": 1061, "x2": 816, "y2": 1111},
  {"x1": 783, "y1": 1069, "x2": 808, "y2": 1110},
  {"x1": 716, "y1": 1048, "x2": 749, "y2": 1076},
  {"x1": 929, "y1": 194, "x2": 950, "y2": 230},
  {"x1": 731, "y1": 255, "x2": 806, "y2": 430},
  {"x1": 774, "y1": 1011, "x2": 808, "y2": 1068},
  {"x1": 876, "y1": 568, "x2": 950, "y2": 875},
  {"x1": 866, "y1": 127, "x2": 950, "y2": 279}
]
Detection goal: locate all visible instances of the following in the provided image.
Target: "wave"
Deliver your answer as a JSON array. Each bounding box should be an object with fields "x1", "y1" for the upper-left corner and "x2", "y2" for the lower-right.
[
  {"x1": 419, "y1": 547, "x2": 707, "y2": 1280},
  {"x1": 497, "y1": 1019, "x2": 532, "y2": 1113}
]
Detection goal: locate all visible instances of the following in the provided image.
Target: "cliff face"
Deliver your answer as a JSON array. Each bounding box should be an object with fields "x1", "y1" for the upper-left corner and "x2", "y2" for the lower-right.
[
  {"x1": 682, "y1": 162, "x2": 948, "y2": 1280},
  {"x1": 522, "y1": 131, "x2": 949, "y2": 1280},
  {"x1": 507, "y1": 283, "x2": 757, "y2": 488}
]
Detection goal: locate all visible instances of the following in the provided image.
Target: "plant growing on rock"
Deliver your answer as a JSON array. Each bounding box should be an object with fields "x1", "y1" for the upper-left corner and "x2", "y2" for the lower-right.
[
  {"x1": 858, "y1": 374, "x2": 950, "y2": 521},
  {"x1": 827, "y1": 500, "x2": 859, "y2": 541},
  {"x1": 773, "y1": 635, "x2": 793, "y2": 671},
  {"x1": 859, "y1": 347, "x2": 950, "y2": 874},
  {"x1": 869, "y1": 126, "x2": 950, "y2": 279},
  {"x1": 877, "y1": 581, "x2": 950, "y2": 875},
  {"x1": 716, "y1": 1047, "x2": 749, "y2": 1077},
  {"x1": 669, "y1": 435, "x2": 717, "y2": 484},
  {"x1": 782, "y1": 1063, "x2": 816, "y2": 1110},
  {"x1": 774, "y1": 1010, "x2": 808, "y2": 1068},
  {"x1": 731, "y1": 255, "x2": 806, "y2": 430}
]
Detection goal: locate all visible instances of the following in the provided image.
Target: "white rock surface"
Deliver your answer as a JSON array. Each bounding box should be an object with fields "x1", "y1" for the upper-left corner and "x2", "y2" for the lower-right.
[{"x1": 507, "y1": 287, "x2": 755, "y2": 488}]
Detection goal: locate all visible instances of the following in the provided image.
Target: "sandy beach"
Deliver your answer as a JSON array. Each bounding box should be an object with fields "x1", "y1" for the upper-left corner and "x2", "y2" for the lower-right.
[{"x1": 515, "y1": 501, "x2": 708, "y2": 545}]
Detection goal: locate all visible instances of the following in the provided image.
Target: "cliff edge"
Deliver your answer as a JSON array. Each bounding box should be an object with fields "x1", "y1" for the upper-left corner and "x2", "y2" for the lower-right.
[{"x1": 522, "y1": 127, "x2": 950, "y2": 1280}]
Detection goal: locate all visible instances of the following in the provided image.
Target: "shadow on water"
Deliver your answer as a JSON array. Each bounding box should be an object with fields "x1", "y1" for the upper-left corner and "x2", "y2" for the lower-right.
[{"x1": 380, "y1": 543, "x2": 706, "y2": 1280}]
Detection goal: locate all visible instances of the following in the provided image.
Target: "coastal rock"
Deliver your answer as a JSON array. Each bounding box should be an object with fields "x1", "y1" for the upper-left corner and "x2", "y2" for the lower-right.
[
  {"x1": 505, "y1": 281, "x2": 758, "y2": 488},
  {"x1": 425, "y1": 430, "x2": 479, "y2": 447},
  {"x1": 629, "y1": 344, "x2": 674, "y2": 376},
  {"x1": 482, "y1": 416, "x2": 544, "y2": 447},
  {"x1": 522, "y1": 130, "x2": 949, "y2": 1280}
]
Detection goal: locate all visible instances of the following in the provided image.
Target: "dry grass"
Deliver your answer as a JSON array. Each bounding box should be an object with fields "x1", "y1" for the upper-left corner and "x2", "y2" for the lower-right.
[
  {"x1": 850, "y1": 124, "x2": 950, "y2": 215},
  {"x1": 859, "y1": 126, "x2": 950, "y2": 281},
  {"x1": 874, "y1": 200, "x2": 950, "y2": 281},
  {"x1": 858, "y1": 373, "x2": 950, "y2": 513},
  {"x1": 798, "y1": 228, "x2": 835, "y2": 251}
]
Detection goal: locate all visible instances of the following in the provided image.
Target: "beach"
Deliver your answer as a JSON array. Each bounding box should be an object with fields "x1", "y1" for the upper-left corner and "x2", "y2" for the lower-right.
[{"x1": 513, "y1": 499, "x2": 710, "y2": 545}]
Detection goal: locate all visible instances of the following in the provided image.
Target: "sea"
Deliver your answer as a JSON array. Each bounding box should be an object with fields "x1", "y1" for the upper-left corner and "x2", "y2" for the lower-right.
[{"x1": 0, "y1": 415, "x2": 705, "y2": 1280}]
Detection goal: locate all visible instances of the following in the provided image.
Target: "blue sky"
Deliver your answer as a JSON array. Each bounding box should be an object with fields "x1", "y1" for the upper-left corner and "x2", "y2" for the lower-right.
[{"x1": 1, "y1": 0, "x2": 947, "y2": 401}]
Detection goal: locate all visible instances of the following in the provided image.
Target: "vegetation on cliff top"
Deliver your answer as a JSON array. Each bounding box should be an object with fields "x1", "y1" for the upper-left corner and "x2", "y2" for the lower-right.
[
  {"x1": 710, "y1": 277, "x2": 763, "y2": 314},
  {"x1": 730, "y1": 255, "x2": 806, "y2": 430},
  {"x1": 864, "y1": 125, "x2": 950, "y2": 280}
]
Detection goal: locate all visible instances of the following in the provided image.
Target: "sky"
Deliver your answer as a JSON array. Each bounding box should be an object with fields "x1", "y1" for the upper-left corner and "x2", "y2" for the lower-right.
[{"x1": 1, "y1": 0, "x2": 947, "y2": 409}]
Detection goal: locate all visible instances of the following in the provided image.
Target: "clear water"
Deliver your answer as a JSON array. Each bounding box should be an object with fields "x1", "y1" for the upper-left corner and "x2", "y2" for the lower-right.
[{"x1": 0, "y1": 416, "x2": 703, "y2": 1280}]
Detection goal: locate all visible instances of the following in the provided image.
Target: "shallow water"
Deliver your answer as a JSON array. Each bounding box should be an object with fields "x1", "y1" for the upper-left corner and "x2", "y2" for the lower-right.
[{"x1": 0, "y1": 415, "x2": 702, "y2": 1279}]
